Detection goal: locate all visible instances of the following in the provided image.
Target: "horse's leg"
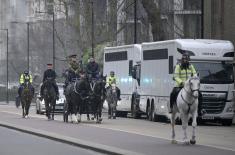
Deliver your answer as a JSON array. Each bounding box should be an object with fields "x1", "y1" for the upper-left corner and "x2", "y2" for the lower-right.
[
  {"x1": 99, "y1": 100, "x2": 103, "y2": 121},
  {"x1": 45, "y1": 101, "x2": 51, "y2": 120},
  {"x1": 97, "y1": 101, "x2": 102, "y2": 123},
  {"x1": 86, "y1": 103, "x2": 90, "y2": 121},
  {"x1": 181, "y1": 113, "x2": 189, "y2": 144},
  {"x1": 22, "y1": 101, "x2": 25, "y2": 118},
  {"x1": 52, "y1": 101, "x2": 55, "y2": 120},
  {"x1": 71, "y1": 100, "x2": 78, "y2": 123},
  {"x1": 25, "y1": 101, "x2": 30, "y2": 118},
  {"x1": 190, "y1": 110, "x2": 197, "y2": 145},
  {"x1": 171, "y1": 110, "x2": 177, "y2": 144},
  {"x1": 113, "y1": 101, "x2": 117, "y2": 119},
  {"x1": 76, "y1": 100, "x2": 81, "y2": 123},
  {"x1": 108, "y1": 103, "x2": 111, "y2": 119}
]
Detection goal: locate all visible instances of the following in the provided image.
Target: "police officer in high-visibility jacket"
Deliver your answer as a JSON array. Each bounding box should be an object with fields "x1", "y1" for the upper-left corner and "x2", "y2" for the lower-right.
[
  {"x1": 18, "y1": 70, "x2": 34, "y2": 97},
  {"x1": 169, "y1": 53, "x2": 197, "y2": 113},
  {"x1": 106, "y1": 71, "x2": 121, "y2": 100}
]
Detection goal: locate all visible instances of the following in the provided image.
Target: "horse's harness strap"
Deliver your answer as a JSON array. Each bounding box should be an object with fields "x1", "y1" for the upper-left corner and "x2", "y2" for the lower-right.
[
  {"x1": 183, "y1": 87, "x2": 198, "y2": 99},
  {"x1": 74, "y1": 82, "x2": 79, "y2": 94},
  {"x1": 90, "y1": 82, "x2": 96, "y2": 92},
  {"x1": 180, "y1": 93, "x2": 192, "y2": 114}
]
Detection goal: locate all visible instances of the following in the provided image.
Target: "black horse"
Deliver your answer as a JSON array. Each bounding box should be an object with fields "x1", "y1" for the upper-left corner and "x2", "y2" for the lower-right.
[
  {"x1": 89, "y1": 77, "x2": 106, "y2": 123},
  {"x1": 20, "y1": 80, "x2": 34, "y2": 118},
  {"x1": 64, "y1": 77, "x2": 91, "y2": 123},
  {"x1": 42, "y1": 78, "x2": 57, "y2": 120}
]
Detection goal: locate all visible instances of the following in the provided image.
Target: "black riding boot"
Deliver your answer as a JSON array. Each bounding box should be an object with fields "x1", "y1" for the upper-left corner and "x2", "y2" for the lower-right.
[
  {"x1": 18, "y1": 87, "x2": 22, "y2": 98},
  {"x1": 117, "y1": 88, "x2": 121, "y2": 100},
  {"x1": 52, "y1": 82, "x2": 59, "y2": 100},
  {"x1": 169, "y1": 87, "x2": 182, "y2": 113},
  {"x1": 169, "y1": 92, "x2": 174, "y2": 113},
  {"x1": 40, "y1": 84, "x2": 45, "y2": 100}
]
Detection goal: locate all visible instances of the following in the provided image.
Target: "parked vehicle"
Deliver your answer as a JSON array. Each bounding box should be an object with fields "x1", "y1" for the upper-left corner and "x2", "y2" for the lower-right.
[
  {"x1": 103, "y1": 44, "x2": 142, "y2": 117},
  {"x1": 36, "y1": 83, "x2": 65, "y2": 114},
  {"x1": 130, "y1": 39, "x2": 234, "y2": 125}
]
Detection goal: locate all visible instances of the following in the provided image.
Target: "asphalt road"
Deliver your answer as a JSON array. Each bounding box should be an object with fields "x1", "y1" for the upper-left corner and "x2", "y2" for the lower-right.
[
  {"x1": 0, "y1": 103, "x2": 235, "y2": 155},
  {"x1": 0, "y1": 126, "x2": 104, "y2": 155}
]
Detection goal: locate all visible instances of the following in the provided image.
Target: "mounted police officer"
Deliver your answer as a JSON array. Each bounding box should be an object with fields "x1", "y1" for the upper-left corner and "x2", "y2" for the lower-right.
[
  {"x1": 106, "y1": 71, "x2": 121, "y2": 100},
  {"x1": 40, "y1": 63, "x2": 59, "y2": 100},
  {"x1": 169, "y1": 53, "x2": 197, "y2": 113},
  {"x1": 86, "y1": 56, "x2": 99, "y2": 80},
  {"x1": 64, "y1": 54, "x2": 81, "y2": 89},
  {"x1": 18, "y1": 70, "x2": 34, "y2": 98}
]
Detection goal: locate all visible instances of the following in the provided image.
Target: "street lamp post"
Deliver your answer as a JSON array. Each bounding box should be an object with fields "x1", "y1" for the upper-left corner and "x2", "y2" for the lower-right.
[
  {"x1": 36, "y1": 11, "x2": 55, "y2": 70},
  {"x1": 91, "y1": 0, "x2": 94, "y2": 57},
  {"x1": 27, "y1": 22, "x2": 30, "y2": 72},
  {"x1": 52, "y1": 11, "x2": 55, "y2": 70},
  {"x1": 0, "y1": 28, "x2": 9, "y2": 104},
  {"x1": 134, "y1": 0, "x2": 137, "y2": 44}
]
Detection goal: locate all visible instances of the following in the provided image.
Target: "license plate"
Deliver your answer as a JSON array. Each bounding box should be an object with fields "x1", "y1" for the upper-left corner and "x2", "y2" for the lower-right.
[
  {"x1": 202, "y1": 115, "x2": 214, "y2": 120},
  {"x1": 56, "y1": 106, "x2": 63, "y2": 110}
]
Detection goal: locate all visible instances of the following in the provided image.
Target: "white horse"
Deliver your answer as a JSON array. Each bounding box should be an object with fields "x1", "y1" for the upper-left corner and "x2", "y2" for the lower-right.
[{"x1": 171, "y1": 74, "x2": 200, "y2": 145}]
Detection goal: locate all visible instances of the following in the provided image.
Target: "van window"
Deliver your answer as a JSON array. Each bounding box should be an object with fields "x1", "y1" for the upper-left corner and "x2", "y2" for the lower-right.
[
  {"x1": 143, "y1": 49, "x2": 168, "y2": 60},
  {"x1": 105, "y1": 51, "x2": 128, "y2": 62}
]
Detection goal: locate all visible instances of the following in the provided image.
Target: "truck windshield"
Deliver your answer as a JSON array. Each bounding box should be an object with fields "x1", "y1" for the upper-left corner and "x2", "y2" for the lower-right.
[{"x1": 191, "y1": 62, "x2": 234, "y2": 84}]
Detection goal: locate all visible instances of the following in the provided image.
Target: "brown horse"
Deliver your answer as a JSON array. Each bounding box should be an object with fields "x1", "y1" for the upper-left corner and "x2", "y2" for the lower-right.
[{"x1": 21, "y1": 81, "x2": 34, "y2": 118}]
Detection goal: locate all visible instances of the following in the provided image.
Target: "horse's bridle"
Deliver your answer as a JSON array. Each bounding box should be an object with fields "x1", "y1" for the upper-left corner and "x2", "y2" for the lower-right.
[{"x1": 186, "y1": 78, "x2": 200, "y2": 98}]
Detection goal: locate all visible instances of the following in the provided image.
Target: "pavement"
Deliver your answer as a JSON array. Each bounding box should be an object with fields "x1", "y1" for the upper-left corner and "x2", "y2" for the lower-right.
[{"x1": 0, "y1": 102, "x2": 235, "y2": 155}]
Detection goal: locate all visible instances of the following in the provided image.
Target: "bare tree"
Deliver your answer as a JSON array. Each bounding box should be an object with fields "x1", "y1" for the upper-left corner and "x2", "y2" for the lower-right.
[{"x1": 140, "y1": 0, "x2": 164, "y2": 41}]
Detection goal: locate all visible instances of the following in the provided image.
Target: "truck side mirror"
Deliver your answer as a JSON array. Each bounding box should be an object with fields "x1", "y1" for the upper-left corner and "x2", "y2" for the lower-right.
[
  {"x1": 132, "y1": 66, "x2": 137, "y2": 79},
  {"x1": 129, "y1": 60, "x2": 133, "y2": 76}
]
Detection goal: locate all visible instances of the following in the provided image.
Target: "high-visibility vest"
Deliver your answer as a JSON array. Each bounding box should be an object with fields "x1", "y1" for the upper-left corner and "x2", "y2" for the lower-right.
[
  {"x1": 173, "y1": 64, "x2": 196, "y2": 87},
  {"x1": 19, "y1": 74, "x2": 33, "y2": 84},
  {"x1": 106, "y1": 76, "x2": 118, "y2": 86}
]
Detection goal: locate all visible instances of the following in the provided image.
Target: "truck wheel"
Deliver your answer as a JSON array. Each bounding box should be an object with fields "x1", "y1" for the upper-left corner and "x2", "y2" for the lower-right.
[
  {"x1": 151, "y1": 111, "x2": 157, "y2": 122},
  {"x1": 147, "y1": 106, "x2": 152, "y2": 121},
  {"x1": 221, "y1": 119, "x2": 232, "y2": 126},
  {"x1": 132, "y1": 103, "x2": 141, "y2": 119}
]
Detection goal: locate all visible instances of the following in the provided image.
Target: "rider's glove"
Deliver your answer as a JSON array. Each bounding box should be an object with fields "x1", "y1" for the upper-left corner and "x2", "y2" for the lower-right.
[{"x1": 180, "y1": 82, "x2": 184, "y2": 87}]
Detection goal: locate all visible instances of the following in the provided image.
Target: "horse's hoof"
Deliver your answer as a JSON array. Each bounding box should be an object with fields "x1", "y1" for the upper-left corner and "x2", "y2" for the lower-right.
[
  {"x1": 183, "y1": 140, "x2": 190, "y2": 145},
  {"x1": 171, "y1": 140, "x2": 177, "y2": 144},
  {"x1": 113, "y1": 116, "x2": 116, "y2": 119},
  {"x1": 190, "y1": 139, "x2": 196, "y2": 145},
  {"x1": 91, "y1": 117, "x2": 94, "y2": 120}
]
